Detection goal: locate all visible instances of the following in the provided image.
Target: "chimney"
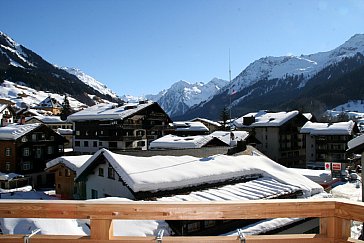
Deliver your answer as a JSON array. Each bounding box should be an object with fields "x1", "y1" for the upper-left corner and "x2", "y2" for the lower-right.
[{"x1": 19, "y1": 116, "x2": 25, "y2": 125}]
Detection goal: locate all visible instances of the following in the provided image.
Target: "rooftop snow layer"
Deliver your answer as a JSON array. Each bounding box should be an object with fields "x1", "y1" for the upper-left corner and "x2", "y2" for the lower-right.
[
  {"x1": 77, "y1": 149, "x2": 323, "y2": 197},
  {"x1": 0, "y1": 123, "x2": 42, "y2": 140},
  {"x1": 149, "y1": 134, "x2": 213, "y2": 149},
  {"x1": 300, "y1": 121, "x2": 355, "y2": 135},
  {"x1": 234, "y1": 110, "x2": 299, "y2": 127},
  {"x1": 68, "y1": 101, "x2": 153, "y2": 121},
  {"x1": 46, "y1": 155, "x2": 92, "y2": 173}
]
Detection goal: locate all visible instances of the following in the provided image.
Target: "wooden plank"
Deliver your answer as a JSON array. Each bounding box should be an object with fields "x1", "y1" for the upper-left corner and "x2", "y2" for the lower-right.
[
  {"x1": 336, "y1": 201, "x2": 364, "y2": 222},
  {"x1": 0, "y1": 199, "x2": 336, "y2": 220},
  {"x1": 90, "y1": 219, "x2": 113, "y2": 240},
  {"x1": 0, "y1": 234, "x2": 333, "y2": 243}
]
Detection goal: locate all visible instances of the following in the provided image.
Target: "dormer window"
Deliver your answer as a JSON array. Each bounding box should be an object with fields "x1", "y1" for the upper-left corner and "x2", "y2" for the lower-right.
[{"x1": 21, "y1": 136, "x2": 28, "y2": 142}]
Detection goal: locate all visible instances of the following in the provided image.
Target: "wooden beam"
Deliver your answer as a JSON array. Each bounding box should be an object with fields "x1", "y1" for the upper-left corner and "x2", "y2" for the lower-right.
[
  {"x1": 0, "y1": 234, "x2": 333, "y2": 243},
  {"x1": 0, "y1": 199, "x2": 336, "y2": 220}
]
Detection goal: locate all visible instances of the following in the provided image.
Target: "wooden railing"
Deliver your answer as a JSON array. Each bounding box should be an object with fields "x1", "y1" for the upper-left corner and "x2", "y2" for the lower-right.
[{"x1": 0, "y1": 198, "x2": 364, "y2": 242}]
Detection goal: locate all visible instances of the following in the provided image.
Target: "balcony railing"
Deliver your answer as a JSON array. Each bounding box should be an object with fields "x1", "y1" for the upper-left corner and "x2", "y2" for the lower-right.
[{"x1": 0, "y1": 198, "x2": 363, "y2": 242}]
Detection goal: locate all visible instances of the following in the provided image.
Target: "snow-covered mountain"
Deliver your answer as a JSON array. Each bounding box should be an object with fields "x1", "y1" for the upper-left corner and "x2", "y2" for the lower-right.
[
  {"x1": 182, "y1": 34, "x2": 364, "y2": 120},
  {"x1": 146, "y1": 78, "x2": 228, "y2": 118},
  {"x1": 0, "y1": 31, "x2": 122, "y2": 108},
  {"x1": 0, "y1": 80, "x2": 87, "y2": 110},
  {"x1": 226, "y1": 34, "x2": 364, "y2": 94},
  {"x1": 61, "y1": 67, "x2": 118, "y2": 99}
]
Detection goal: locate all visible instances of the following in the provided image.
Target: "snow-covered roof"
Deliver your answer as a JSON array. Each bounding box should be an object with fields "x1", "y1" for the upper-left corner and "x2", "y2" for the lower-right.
[
  {"x1": 26, "y1": 115, "x2": 67, "y2": 124},
  {"x1": 251, "y1": 111, "x2": 299, "y2": 127},
  {"x1": 149, "y1": 134, "x2": 213, "y2": 149},
  {"x1": 303, "y1": 113, "x2": 313, "y2": 120},
  {"x1": 0, "y1": 123, "x2": 42, "y2": 140},
  {"x1": 57, "y1": 128, "x2": 73, "y2": 135},
  {"x1": 347, "y1": 134, "x2": 364, "y2": 153},
  {"x1": 173, "y1": 121, "x2": 209, "y2": 132},
  {"x1": 46, "y1": 155, "x2": 92, "y2": 173},
  {"x1": 0, "y1": 104, "x2": 8, "y2": 113},
  {"x1": 0, "y1": 172, "x2": 23, "y2": 181},
  {"x1": 234, "y1": 110, "x2": 300, "y2": 127},
  {"x1": 300, "y1": 121, "x2": 356, "y2": 135},
  {"x1": 289, "y1": 168, "x2": 332, "y2": 185},
  {"x1": 158, "y1": 177, "x2": 301, "y2": 202},
  {"x1": 190, "y1": 117, "x2": 222, "y2": 127},
  {"x1": 35, "y1": 96, "x2": 62, "y2": 108},
  {"x1": 77, "y1": 149, "x2": 323, "y2": 197},
  {"x1": 68, "y1": 101, "x2": 154, "y2": 121},
  {"x1": 210, "y1": 131, "x2": 249, "y2": 145}
]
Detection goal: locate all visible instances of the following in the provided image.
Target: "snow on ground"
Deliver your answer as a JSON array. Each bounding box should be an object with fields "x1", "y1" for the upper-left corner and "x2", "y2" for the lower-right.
[
  {"x1": 331, "y1": 181, "x2": 363, "y2": 239},
  {"x1": 0, "y1": 80, "x2": 86, "y2": 110}
]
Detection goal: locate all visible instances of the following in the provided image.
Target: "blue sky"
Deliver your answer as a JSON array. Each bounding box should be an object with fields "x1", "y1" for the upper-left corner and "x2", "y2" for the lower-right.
[{"x1": 1, "y1": 0, "x2": 364, "y2": 96}]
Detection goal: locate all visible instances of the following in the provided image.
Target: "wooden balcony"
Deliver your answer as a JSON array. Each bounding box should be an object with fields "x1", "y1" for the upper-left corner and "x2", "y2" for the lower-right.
[{"x1": 0, "y1": 198, "x2": 364, "y2": 242}]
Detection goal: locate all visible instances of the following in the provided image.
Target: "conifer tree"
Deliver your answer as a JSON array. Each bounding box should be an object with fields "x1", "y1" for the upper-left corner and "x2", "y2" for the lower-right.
[{"x1": 60, "y1": 95, "x2": 72, "y2": 120}]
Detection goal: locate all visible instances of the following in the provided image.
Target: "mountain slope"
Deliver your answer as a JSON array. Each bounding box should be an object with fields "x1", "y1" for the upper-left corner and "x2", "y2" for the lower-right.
[
  {"x1": 181, "y1": 34, "x2": 364, "y2": 120},
  {"x1": 0, "y1": 31, "x2": 121, "y2": 107},
  {"x1": 146, "y1": 78, "x2": 228, "y2": 118}
]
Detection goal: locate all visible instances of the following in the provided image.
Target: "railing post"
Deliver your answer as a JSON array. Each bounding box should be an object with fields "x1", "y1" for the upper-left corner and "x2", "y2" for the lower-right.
[
  {"x1": 321, "y1": 217, "x2": 351, "y2": 242},
  {"x1": 90, "y1": 219, "x2": 114, "y2": 240}
]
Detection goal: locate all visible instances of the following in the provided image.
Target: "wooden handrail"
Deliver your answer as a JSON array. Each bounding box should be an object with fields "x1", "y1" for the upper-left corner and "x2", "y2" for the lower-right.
[{"x1": 0, "y1": 198, "x2": 363, "y2": 243}]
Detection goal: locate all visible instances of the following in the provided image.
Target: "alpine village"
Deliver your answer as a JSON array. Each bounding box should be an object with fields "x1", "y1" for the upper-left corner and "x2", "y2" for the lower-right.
[{"x1": 1, "y1": 31, "x2": 364, "y2": 243}]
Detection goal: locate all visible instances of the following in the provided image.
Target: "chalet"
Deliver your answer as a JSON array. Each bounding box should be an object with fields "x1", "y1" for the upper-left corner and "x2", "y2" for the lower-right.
[
  {"x1": 25, "y1": 115, "x2": 73, "y2": 148},
  {"x1": 234, "y1": 110, "x2": 309, "y2": 168},
  {"x1": 68, "y1": 101, "x2": 172, "y2": 154},
  {"x1": 171, "y1": 121, "x2": 209, "y2": 136},
  {"x1": 73, "y1": 148, "x2": 325, "y2": 236},
  {"x1": 0, "y1": 104, "x2": 15, "y2": 126},
  {"x1": 301, "y1": 121, "x2": 359, "y2": 169},
  {"x1": 0, "y1": 123, "x2": 67, "y2": 187},
  {"x1": 46, "y1": 155, "x2": 91, "y2": 199},
  {"x1": 33, "y1": 96, "x2": 63, "y2": 115},
  {"x1": 190, "y1": 117, "x2": 222, "y2": 132}
]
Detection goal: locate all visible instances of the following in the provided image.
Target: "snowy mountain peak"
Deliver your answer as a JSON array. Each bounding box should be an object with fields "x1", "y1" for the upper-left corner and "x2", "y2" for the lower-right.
[
  {"x1": 146, "y1": 78, "x2": 228, "y2": 117},
  {"x1": 61, "y1": 67, "x2": 118, "y2": 99}
]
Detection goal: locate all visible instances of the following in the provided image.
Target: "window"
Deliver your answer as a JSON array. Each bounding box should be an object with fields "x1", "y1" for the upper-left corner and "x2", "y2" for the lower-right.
[
  {"x1": 47, "y1": 146, "x2": 54, "y2": 155},
  {"x1": 5, "y1": 162, "x2": 10, "y2": 171},
  {"x1": 99, "y1": 141, "x2": 103, "y2": 146},
  {"x1": 35, "y1": 148, "x2": 42, "y2": 158},
  {"x1": 187, "y1": 222, "x2": 201, "y2": 233},
  {"x1": 75, "y1": 141, "x2": 80, "y2": 147},
  {"x1": 21, "y1": 136, "x2": 28, "y2": 142},
  {"x1": 59, "y1": 170, "x2": 62, "y2": 176},
  {"x1": 23, "y1": 162, "x2": 31, "y2": 170},
  {"x1": 76, "y1": 131, "x2": 80, "y2": 136},
  {"x1": 99, "y1": 167, "x2": 104, "y2": 177},
  {"x1": 91, "y1": 189, "x2": 98, "y2": 199},
  {"x1": 93, "y1": 141, "x2": 97, "y2": 147},
  {"x1": 5, "y1": 148, "x2": 11, "y2": 157},
  {"x1": 23, "y1": 148, "x2": 30, "y2": 156},
  {"x1": 84, "y1": 141, "x2": 89, "y2": 147},
  {"x1": 65, "y1": 168, "x2": 71, "y2": 177},
  {"x1": 32, "y1": 134, "x2": 37, "y2": 141},
  {"x1": 108, "y1": 165, "x2": 115, "y2": 179},
  {"x1": 137, "y1": 141, "x2": 145, "y2": 147},
  {"x1": 58, "y1": 145, "x2": 64, "y2": 153}
]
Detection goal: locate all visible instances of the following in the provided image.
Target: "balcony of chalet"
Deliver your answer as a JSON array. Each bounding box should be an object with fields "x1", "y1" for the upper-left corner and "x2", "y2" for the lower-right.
[{"x1": 0, "y1": 198, "x2": 364, "y2": 243}]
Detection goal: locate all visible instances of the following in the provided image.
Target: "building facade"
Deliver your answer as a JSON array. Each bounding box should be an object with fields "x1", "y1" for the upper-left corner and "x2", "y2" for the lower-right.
[
  {"x1": 0, "y1": 123, "x2": 66, "y2": 187},
  {"x1": 301, "y1": 121, "x2": 359, "y2": 169},
  {"x1": 68, "y1": 101, "x2": 172, "y2": 154}
]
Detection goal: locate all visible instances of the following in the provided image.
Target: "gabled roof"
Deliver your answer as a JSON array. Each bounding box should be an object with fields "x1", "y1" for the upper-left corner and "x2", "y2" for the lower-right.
[
  {"x1": 0, "y1": 123, "x2": 42, "y2": 140},
  {"x1": 68, "y1": 101, "x2": 164, "y2": 122},
  {"x1": 149, "y1": 134, "x2": 213, "y2": 149},
  {"x1": 46, "y1": 155, "x2": 92, "y2": 173},
  {"x1": 190, "y1": 117, "x2": 222, "y2": 127},
  {"x1": 173, "y1": 121, "x2": 209, "y2": 132},
  {"x1": 25, "y1": 115, "x2": 68, "y2": 124},
  {"x1": 35, "y1": 96, "x2": 62, "y2": 108},
  {"x1": 76, "y1": 148, "x2": 322, "y2": 197},
  {"x1": 234, "y1": 110, "x2": 300, "y2": 127},
  {"x1": 300, "y1": 121, "x2": 356, "y2": 135}
]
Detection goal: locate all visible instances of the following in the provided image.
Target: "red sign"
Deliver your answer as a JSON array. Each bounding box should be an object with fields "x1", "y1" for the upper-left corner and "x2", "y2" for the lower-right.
[
  {"x1": 332, "y1": 163, "x2": 342, "y2": 171},
  {"x1": 325, "y1": 162, "x2": 331, "y2": 171}
]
